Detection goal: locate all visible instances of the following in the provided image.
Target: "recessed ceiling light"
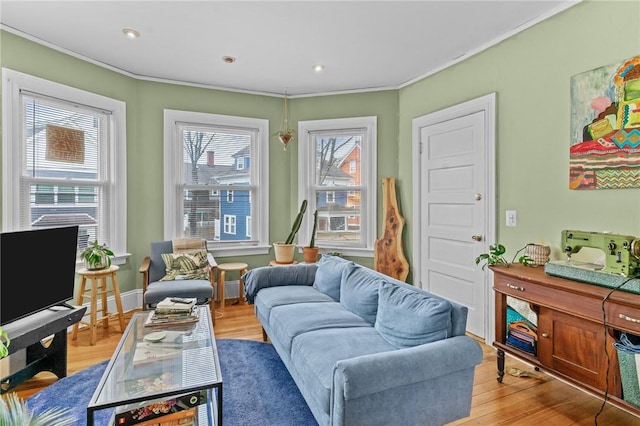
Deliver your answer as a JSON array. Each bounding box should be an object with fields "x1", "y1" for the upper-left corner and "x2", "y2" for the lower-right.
[
  {"x1": 122, "y1": 28, "x2": 140, "y2": 39},
  {"x1": 223, "y1": 56, "x2": 236, "y2": 64},
  {"x1": 312, "y1": 64, "x2": 326, "y2": 72}
]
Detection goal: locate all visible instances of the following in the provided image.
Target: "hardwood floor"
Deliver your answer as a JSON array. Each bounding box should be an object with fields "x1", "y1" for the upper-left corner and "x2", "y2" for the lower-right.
[{"x1": 10, "y1": 304, "x2": 640, "y2": 425}]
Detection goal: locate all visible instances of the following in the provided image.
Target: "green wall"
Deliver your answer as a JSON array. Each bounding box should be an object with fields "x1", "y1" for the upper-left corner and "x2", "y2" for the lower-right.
[
  {"x1": 2, "y1": 0, "x2": 639, "y2": 294},
  {"x1": 398, "y1": 0, "x2": 640, "y2": 265},
  {"x1": 0, "y1": 30, "x2": 398, "y2": 292}
]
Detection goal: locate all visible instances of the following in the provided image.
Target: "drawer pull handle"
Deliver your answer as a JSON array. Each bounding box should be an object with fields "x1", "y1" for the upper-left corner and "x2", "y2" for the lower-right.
[
  {"x1": 506, "y1": 283, "x2": 525, "y2": 292},
  {"x1": 619, "y1": 313, "x2": 640, "y2": 324},
  {"x1": 541, "y1": 332, "x2": 549, "y2": 338}
]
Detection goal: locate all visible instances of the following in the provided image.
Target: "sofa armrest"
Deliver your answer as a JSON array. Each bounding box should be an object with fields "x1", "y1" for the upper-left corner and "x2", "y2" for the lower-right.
[
  {"x1": 331, "y1": 335, "x2": 483, "y2": 425},
  {"x1": 333, "y1": 335, "x2": 482, "y2": 399},
  {"x1": 242, "y1": 263, "x2": 318, "y2": 303}
]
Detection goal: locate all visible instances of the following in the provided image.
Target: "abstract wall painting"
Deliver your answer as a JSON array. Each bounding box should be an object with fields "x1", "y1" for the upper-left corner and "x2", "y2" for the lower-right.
[{"x1": 569, "y1": 56, "x2": 640, "y2": 190}]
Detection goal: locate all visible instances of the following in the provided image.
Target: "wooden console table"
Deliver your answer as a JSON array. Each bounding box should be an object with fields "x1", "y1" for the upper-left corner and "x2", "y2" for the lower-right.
[
  {"x1": 492, "y1": 264, "x2": 640, "y2": 416},
  {"x1": 0, "y1": 305, "x2": 86, "y2": 393}
]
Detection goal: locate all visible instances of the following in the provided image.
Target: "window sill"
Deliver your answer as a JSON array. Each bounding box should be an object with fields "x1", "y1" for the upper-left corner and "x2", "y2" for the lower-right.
[
  {"x1": 308, "y1": 246, "x2": 374, "y2": 258},
  {"x1": 209, "y1": 245, "x2": 271, "y2": 257},
  {"x1": 76, "y1": 252, "x2": 130, "y2": 269}
]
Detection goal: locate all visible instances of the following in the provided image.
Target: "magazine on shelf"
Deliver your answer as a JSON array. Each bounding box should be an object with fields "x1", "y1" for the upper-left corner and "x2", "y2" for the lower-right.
[{"x1": 114, "y1": 390, "x2": 205, "y2": 426}]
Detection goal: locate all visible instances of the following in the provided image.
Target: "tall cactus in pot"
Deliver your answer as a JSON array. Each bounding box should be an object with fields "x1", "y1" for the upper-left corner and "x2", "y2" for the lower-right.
[
  {"x1": 303, "y1": 209, "x2": 320, "y2": 263},
  {"x1": 309, "y1": 209, "x2": 318, "y2": 248},
  {"x1": 285, "y1": 199, "x2": 307, "y2": 244},
  {"x1": 274, "y1": 200, "x2": 308, "y2": 264}
]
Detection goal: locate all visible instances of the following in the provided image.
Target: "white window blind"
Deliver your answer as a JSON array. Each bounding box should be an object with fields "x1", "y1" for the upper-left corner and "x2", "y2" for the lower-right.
[
  {"x1": 2, "y1": 68, "x2": 127, "y2": 257},
  {"x1": 19, "y1": 92, "x2": 109, "y2": 249}
]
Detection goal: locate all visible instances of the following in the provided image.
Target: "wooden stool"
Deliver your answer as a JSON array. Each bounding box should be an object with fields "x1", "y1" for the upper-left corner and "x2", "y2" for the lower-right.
[
  {"x1": 72, "y1": 265, "x2": 125, "y2": 345},
  {"x1": 217, "y1": 262, "x2": 248, "y2": 313}
]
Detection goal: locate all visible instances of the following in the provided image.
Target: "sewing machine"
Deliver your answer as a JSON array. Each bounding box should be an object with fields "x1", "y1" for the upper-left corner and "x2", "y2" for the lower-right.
[
  {"x1": 544, "y1": 230, "x2": 640, "y2": 293},
  {"x1": 561, "y1": 230, "x2": 640, "y2": 276}
]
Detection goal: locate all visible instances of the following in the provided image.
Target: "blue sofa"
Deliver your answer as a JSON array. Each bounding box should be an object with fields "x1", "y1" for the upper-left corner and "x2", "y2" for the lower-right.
[{"x1": 243, "y1": 255, "x2": 483, "y2": 426}]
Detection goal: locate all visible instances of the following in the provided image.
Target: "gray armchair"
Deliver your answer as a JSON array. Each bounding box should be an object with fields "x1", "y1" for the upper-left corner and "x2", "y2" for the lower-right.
[{"x1": 139, "y1": 238, "x2": 217, "y2": 324}]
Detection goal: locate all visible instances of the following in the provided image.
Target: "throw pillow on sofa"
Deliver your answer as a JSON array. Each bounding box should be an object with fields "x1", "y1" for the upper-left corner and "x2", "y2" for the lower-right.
[
  {"x1": 160, "y1": 250, "x2": 210, "y2": 281},
  {"x1": 375, "y1": 281, "x2": 452, "y2": 348},
  {"x1": 313, "y1": 255, "x2": 353, "y2": 301},
  {"x1": 340, "y1": 263, "x2": 381, "y2": 324}
]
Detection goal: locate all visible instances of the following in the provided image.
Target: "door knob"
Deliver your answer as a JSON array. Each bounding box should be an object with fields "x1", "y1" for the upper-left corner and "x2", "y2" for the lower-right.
[{"x1": 472, "y1": 234, "x2": 483, "y2": 242}]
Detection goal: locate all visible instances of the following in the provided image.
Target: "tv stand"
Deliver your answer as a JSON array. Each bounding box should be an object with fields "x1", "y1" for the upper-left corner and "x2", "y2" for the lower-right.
[{"x1": 0, "y1": 305, "x2": 86, "y2": 393}]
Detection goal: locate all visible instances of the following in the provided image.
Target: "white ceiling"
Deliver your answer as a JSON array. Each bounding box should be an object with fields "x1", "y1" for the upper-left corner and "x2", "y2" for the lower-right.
[{"x1": 0, "y1": 1, "x2": 579, "y2": 97}]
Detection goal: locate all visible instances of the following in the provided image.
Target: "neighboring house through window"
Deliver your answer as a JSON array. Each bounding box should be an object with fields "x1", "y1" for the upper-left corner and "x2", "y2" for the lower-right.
[
  {"x1": 164, "y1": 110, "x2": 269, "y2": 255},
  {"x1": 298, "y1": 116, "x2": 376, "y2": 257},
  {"x1": 2, "y1": 68, "x2": 127, "y2": 257}
]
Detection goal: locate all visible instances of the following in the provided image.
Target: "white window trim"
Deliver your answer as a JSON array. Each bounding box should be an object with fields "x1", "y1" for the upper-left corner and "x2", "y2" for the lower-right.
[
  {"x1": 2, "y1": 68, "x2": 128, "y2": 263},
  {"x1": 298, "y1": 116, "x2": 376, "y2": 257},
  {"x1": 163, "y1": 109, "x2": 269, "y2": 256}
]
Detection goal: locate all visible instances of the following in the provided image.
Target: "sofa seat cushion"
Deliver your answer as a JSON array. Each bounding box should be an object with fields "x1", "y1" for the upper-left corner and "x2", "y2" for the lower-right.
[
  {"x1": 269, "y1": 302, "x2": 371, "y2": 354},
  {"x1": 290, "y1": 328, "x2": 397, "y2": 416},
  {"x1": 254, "y1": 285, "x2": 334, "y2": 325}
]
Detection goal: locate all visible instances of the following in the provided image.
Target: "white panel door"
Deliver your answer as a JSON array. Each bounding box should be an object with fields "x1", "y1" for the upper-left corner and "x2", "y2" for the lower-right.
[{"x1": 418, "y1": 110, "x2": 488, "y2": 338}]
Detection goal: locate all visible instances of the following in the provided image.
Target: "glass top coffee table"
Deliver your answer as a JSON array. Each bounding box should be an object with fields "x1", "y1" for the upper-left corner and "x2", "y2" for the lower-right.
[{"x1": 87, "y1": 306, "x2": 222, "y2": 426}]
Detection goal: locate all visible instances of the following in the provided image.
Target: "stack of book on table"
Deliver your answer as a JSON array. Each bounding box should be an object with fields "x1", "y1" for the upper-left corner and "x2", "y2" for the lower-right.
[{"x1": 145, "y1": 297, "x2": 199, "y2": 327}]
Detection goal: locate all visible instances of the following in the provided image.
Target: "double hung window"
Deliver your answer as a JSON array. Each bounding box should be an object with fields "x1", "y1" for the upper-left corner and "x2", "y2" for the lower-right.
[
  {"x1": 298, "y1": 117, "x2": 376, "y2": 256},
  {"x1": 164, "y1": 110, "x2": 269, "y2": 255},
  {"x1": 2, "y1": 69, "x2": 127, "y2": 257}
]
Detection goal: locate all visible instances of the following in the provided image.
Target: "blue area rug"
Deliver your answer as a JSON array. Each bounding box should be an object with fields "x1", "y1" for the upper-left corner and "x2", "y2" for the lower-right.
[{"x1": 27, "y1": 339, "x2": 317, "y2": 426}]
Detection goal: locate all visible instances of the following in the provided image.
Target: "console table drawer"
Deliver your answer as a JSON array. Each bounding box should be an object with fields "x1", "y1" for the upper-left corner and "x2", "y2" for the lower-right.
[
  {"x1": 494, "y1": 274, "x2": 547, "y2": 303},
  {"x1": 606, "y1": 303, "x2": 640, "y2": 334}
]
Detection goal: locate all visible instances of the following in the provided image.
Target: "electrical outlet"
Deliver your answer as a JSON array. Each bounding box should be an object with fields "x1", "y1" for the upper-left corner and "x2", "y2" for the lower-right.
[{"x1": 506, "y1": 210, "x2": 517, "y2": 227}]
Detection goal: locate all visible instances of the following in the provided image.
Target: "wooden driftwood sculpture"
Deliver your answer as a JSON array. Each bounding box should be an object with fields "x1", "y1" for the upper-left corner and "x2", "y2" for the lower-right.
[{"x1": 374, "y1": 178, "x2": 409, "y2": 281}]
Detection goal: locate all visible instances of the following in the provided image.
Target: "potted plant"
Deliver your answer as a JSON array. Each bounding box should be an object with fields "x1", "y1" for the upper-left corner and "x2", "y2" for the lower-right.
[
  {"x1": 273, "y1": 200, "x2": 307, "y2": 264},
  {"x1": 302, "y1": 209, "x2": 319, "y2": 263},
  {"x1": 80, "y1": 240, "x2": 114, "y2": 270},
  {"x1": 277, "y1": 92, "x2": 295, "y2": 151},
  {"x1": 0, "y1": 327, "x2": 9, "y2": 359},
  {"x1": 0, "y1": 393, "x2": 74, "y2": 425},
  {"x1": 475, "y1": 243, "x2": 534, "y2": 270}
]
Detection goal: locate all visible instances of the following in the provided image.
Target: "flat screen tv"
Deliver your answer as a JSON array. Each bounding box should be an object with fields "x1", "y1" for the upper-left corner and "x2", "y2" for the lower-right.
[{"x1": 0, "y1": 225, "x2": 79, "y2": 326}]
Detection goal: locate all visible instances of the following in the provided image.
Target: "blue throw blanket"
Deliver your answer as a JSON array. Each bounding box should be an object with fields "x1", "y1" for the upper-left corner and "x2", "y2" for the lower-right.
[{"x1": 242, "y1": 263, "x2": 318, "y2": 303}]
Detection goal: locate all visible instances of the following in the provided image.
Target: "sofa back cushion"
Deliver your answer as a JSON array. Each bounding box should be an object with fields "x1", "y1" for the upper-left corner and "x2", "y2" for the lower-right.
[
  {"x1": 375, "y1": 281, "x2": 452, "y2": 348},
  {"x1": 313, "y1": 255, "x2": 353, "y2": 301},
  {"x1": 340, "y1": 263, "x2": 381, "y2": 324}
]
